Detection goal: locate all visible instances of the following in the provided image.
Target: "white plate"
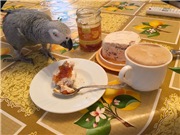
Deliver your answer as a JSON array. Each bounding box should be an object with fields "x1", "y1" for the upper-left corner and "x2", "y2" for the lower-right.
[{"x1": 30, "y1": 58, "x2": 108, "y2": 113}]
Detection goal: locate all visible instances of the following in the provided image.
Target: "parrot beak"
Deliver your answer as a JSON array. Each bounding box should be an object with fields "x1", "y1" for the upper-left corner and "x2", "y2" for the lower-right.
[{"x1": 61, "y1": 38, "x2": 73, "y2": 50}]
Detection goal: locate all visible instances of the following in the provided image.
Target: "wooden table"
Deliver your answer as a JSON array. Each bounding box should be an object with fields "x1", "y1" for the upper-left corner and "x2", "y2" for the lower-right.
[{"x1": 1, "y1": 0, "x2": 180, "y2": 135}]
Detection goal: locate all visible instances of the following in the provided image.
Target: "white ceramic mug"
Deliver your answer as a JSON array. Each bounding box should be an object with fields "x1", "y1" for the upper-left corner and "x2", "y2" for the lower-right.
[{"x1": 119, "y1": 44, "x2": 173, "y2": 91}]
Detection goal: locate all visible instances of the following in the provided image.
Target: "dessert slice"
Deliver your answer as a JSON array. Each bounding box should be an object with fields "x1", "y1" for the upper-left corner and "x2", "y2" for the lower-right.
[
  {"x1": 102, "y1": 31, "x2": 141, "y2": 62},
  {"x1": 53, "y1": 61, "x2": 76, "y2": 94}
]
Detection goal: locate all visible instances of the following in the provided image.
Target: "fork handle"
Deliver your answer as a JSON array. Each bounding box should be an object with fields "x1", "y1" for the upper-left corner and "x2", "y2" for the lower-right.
[{"x1": 78, "y1": 83, "x2": 127, "y2": 90}]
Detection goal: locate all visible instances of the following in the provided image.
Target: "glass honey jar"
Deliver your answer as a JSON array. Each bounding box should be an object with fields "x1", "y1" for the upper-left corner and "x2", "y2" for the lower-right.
[{"x1": 76, "y1": 8, "x2": 102, "y2": 52}]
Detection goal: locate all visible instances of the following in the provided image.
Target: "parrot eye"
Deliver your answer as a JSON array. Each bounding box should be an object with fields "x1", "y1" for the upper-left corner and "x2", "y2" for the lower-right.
[{"x1": 53, "y1": 32, "x2": 58, "y2": 37}]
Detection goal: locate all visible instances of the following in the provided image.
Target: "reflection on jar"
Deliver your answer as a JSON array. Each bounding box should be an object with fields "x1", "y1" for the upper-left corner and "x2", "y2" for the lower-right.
[{"x1": 76, "y1": 8, "x2": 102, "y2": 52}]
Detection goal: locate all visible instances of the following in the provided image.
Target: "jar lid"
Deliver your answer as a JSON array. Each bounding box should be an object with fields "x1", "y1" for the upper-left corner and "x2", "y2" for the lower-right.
[{"x1": 76, "y1": 8, "x2": 100, "y2": 18}]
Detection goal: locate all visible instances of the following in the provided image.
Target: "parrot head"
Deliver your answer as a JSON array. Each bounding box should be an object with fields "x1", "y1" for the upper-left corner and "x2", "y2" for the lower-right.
[
  {"x1": 48, "y1": 21, "x2": 73, "y2": 50},
  {"x1": 60, "y1": 37, "x2": 73, "y2": 50}
]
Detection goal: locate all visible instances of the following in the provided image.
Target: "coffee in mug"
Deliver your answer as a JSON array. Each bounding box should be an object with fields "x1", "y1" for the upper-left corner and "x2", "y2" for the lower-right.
[{"x1": 119, "y1": 44, "x2": 172, "y2": 91}]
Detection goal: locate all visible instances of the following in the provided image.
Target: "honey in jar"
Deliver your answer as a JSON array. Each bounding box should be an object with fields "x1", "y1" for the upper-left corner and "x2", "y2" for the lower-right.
[{"x1": 76, "y1": 8, "x2": 102, "y2": 52}]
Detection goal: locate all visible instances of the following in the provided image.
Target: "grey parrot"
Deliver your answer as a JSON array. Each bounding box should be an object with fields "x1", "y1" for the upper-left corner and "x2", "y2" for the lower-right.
[{"x1": 2, "y1": 9, "x2": 73, "y2": 64}]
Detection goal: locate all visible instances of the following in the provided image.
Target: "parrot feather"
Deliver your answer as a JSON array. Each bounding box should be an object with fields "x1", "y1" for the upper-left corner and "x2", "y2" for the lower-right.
[{"x1": 2, "y1": 9, "x2": 73, "y2": 64}]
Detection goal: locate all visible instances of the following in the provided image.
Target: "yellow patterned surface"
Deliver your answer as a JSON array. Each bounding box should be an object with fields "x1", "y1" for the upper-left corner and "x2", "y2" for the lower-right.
[
  {"x1": 1, "y1": 52, "x2": 54, "y2": 116},
  {"x1": 147, "y1": 93, "x2": 180, "y2": 135},
  {"x1": 101, "y1": 13, "x2": 130, "y2": 33},
  {"x1": 28, "y1": 131, "x2": 38, "y2": 135},
  {"x1": 1, "y1": 0, "x2": 180, "y2": 135},
  {"x1": 1, "y1": 113, "x2": 22, "y2": 135},
  {"x1": 72, "y1": 0, "x2": 110, "y2": 8}
]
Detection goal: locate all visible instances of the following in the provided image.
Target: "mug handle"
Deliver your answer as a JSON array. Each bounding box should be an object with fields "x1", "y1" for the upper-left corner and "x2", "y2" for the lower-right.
[{"x1": 119, "y1": 65, "x2": 132, "y2": 86}]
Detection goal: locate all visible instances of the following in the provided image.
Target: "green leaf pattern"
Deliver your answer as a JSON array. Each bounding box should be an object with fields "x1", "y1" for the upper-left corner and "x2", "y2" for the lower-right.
[
  {"x1": 74, "y1": 94, "x2": 140, "y2": 134},
  {"x1": 87, "y1": 121, "x2": 111, "y2": 135},
  {"x1": 0, "y1": 54, "x2": 13, "y2": 60},
  {"x1": 103, "y1": 2, "x2": 140, "y2": 11},
  {"x1": 112, "y1": 95, "x2": 140, "y2": 108},
  {"x1": 75, "y1": 101, "x2": 108, "y2": 129},
  {"x1": 134, "y1": 21, "x2": 170, "y2": 37},
  {"x1": 169, "y1": 67, "x2": 180, "y2": 74}
]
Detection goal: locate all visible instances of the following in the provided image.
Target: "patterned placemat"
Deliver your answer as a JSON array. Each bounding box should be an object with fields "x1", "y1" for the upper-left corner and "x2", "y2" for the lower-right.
[{"x1": 1, "y1": 0, "x2": 180, "y2": 135}]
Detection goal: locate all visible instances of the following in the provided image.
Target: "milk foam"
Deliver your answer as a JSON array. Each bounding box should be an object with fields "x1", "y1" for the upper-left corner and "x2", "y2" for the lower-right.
[{"x1": 126, "y1": 44, "x2": 171, "y2": 66}]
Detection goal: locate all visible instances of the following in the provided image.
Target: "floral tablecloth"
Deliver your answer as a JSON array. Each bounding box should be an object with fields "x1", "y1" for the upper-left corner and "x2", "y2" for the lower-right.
[{"x1": 1, "y1": 0, "x2": 180, "y2": 135}]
